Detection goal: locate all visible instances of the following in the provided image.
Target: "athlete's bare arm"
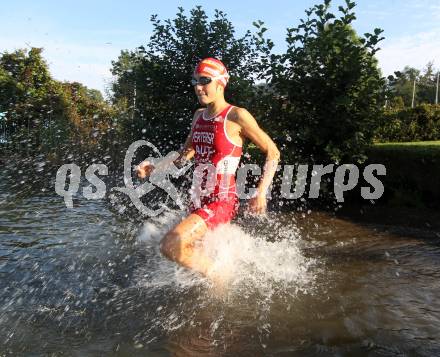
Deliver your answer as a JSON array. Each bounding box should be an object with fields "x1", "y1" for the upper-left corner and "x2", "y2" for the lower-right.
[
  {"x1": 230, "y1": 107, "x2": 280, "y2": 213},
  {"x1": 137, "y1": 109, "x2": 202, "y2": 178}
]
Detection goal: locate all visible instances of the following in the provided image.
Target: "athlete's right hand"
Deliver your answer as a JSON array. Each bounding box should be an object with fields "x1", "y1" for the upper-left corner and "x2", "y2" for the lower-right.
[{"x1": 136, "y1": 160, "x2": 155, "y2": 179}]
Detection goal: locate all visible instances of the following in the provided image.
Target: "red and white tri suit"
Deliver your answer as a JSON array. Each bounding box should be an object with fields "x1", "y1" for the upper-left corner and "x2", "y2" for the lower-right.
[{"x1": 190, "y1": 104, "x2": 242, "y2": 229}]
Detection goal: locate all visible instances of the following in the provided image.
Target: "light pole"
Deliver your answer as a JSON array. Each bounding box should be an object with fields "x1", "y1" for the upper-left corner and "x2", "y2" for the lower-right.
[
  {"x1": 132, "y1": 79, "x2": 137, "y2": 121},
  {"x1": 436, "y1": 71, "x2": 439, "y2": 105},
  {"x1": 411, "y1": 78, "x2": 416, "y2": 108}
]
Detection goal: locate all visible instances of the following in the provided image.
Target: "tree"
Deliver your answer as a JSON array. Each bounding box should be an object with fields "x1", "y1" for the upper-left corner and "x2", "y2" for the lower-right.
[
  {"x1": 0, "y1": 48, "x2": 114, "y2": 155},
  {"x1": 0, "y1": 48, "x2": 63, "y2": 148},
  {"x1": 259, "y1": 0, "x2": 386, "y2": 163},
  {"x1": 110, "y1": 7, "x2": 271, "y2": 150},
  {"x1": 387, "y1": 62, "x2": 439, "y2": 107},
  {"x1": 417, "y1": 62, "x2": 436, "y2": 104},
  {"x1": 387, "y1": 66, "x2": 420, "y2": 107}
]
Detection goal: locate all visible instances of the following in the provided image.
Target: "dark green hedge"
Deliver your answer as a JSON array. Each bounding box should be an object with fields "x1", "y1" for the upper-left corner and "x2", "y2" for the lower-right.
[{"x1": 366, "y1": 142, "x2": 440, "y2": 208}]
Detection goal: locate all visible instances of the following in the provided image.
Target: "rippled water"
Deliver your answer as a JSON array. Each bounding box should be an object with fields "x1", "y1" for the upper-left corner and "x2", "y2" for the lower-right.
[{"x1": 1, "y1": 175, "x2": 440, "y2": 356}]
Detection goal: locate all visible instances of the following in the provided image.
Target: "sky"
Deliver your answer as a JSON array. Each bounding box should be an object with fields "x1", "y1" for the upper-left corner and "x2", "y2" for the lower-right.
[{"x1": 1, "y1": 0, "x2": 440, "y2": 96}]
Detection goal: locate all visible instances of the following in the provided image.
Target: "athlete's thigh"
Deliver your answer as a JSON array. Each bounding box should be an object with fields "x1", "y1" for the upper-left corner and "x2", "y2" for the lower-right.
[{"x1": 170, "y1": 213, "x2": 208, "y2": 244}]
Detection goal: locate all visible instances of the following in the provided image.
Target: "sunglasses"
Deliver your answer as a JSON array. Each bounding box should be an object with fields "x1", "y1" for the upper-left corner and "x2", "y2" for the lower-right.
[
  {"x1": 191, "y1": 76, "x2": 213, "y2": 86},
  {"x1": 191, "y1": 75, "x2": 226, "y2": 86}
]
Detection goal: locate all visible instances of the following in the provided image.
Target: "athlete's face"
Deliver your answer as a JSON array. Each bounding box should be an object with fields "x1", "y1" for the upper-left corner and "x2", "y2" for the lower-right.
[{"x1": 192, "y1": 74, "x2": 223, "y2": 105}]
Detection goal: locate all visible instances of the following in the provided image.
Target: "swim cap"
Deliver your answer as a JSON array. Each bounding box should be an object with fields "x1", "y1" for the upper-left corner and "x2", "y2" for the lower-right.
[{"x1": 194, "y1": 58, "x2": 229, "y2": 87}]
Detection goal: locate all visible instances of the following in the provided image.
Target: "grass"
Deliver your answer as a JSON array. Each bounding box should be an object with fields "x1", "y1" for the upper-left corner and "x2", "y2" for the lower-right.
[
  {"x1": 371, "y1": 140, "x2": 440, "y2": 157},
  {"x1": 374, "y1": 140, "x2": 440, "y2": 147}
]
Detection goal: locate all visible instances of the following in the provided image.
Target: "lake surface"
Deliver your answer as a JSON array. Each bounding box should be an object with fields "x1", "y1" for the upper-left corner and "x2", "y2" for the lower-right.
[{"x1": 1, "y1": 174, "x2": 439, "y2": 356}]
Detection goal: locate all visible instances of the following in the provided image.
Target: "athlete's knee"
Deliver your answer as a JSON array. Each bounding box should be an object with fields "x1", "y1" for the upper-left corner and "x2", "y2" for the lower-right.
[{"x1": 159, "y1": 231, "x2": 181, "y2": 261}]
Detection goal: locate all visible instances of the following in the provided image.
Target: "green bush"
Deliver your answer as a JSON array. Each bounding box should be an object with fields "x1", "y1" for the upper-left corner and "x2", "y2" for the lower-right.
[{"x1": 376, "y1": 104, "x2": 440, "y2": 142}]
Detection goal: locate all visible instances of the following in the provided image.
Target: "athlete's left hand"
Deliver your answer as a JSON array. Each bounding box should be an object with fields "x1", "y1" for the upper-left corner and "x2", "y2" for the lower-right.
[{"x1": 248, "y1": 193, "x2": 267, "y2": 215}]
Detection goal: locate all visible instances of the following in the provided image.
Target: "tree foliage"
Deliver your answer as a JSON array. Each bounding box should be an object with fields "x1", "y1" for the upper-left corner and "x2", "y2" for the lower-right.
[
  {"x1": 3, "y1": 1, "x2": 391, "y2": 170},
  {"x1": 110, "y1": 7, "x2": 272, "y2": 149},
  {"x1": 376, "y1": 104, "x2": 440, "y2": 142},
  {"x1": 257, "y1": 0, "x2": 385, "y2": 163},
  {"x1": 0, "y1": 48, "x2": 114, "y2": 156}
]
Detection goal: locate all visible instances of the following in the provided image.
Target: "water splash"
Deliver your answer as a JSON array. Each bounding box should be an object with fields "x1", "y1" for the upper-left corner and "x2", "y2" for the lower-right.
[
  {"x1": 136, "y1": 209, "x2": 317, "y2": 298},
  {"x1": 132, "y1": 210, "x2": 319, "y2": 354}
]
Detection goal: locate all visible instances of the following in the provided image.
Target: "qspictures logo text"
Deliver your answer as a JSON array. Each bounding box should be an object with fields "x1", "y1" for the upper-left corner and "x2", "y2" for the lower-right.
[{"x1": 55, "y1": 140, "x2": 386, "y2": 216}]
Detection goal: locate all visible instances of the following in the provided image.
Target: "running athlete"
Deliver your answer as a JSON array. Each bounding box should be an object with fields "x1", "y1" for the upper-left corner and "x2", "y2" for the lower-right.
[{"x1": 137, "y1": 58, "x2": 280, "y2": 277}]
